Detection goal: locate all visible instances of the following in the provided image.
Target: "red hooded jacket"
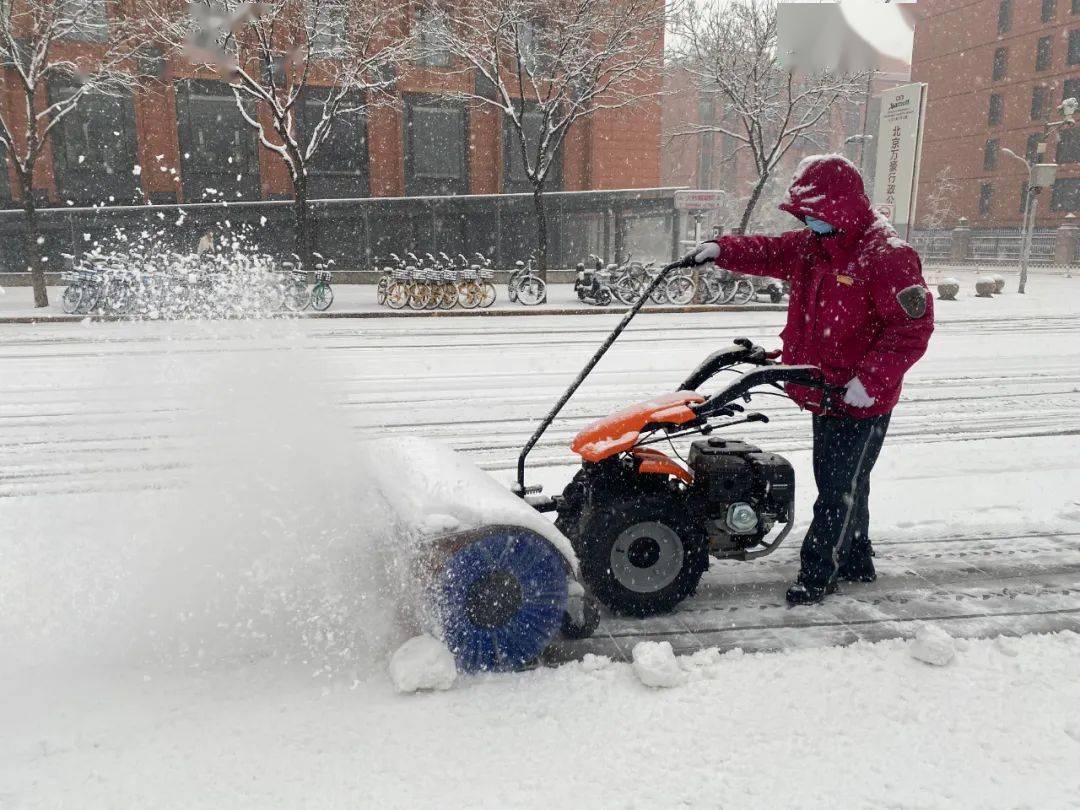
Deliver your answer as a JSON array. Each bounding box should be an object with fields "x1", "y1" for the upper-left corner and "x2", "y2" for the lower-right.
[{"x1": 708, "y1": 154, "x2": 934, "y2": 418}]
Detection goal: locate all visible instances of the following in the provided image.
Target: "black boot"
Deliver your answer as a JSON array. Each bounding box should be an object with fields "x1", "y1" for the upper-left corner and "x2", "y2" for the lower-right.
[
  {"x1": 785, "y1": 580, "x2": 837, "y2": 605},
  {"x1": 837, "y1": 556, "x2": 877, "y2": 583}
]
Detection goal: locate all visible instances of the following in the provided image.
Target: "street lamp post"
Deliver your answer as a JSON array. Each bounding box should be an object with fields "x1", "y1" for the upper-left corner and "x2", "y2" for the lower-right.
[
  {"x1": 1001, "y1": 153, "x2": 1058, "y2": 295},
  {"x1": 998, "y1": 99, "x2": 1075, "y2": 294}
]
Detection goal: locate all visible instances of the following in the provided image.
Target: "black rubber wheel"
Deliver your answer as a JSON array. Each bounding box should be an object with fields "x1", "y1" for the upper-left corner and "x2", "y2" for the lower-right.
[
  {"x1": 769, "y1": 289, "x2": 783, "y2": 304},
  {"x1": 577, "y1": 496, "x2": 707, "y2": 617},
  {"x1": 561, "y1": 593, "x2": 601, "y2": 640}
]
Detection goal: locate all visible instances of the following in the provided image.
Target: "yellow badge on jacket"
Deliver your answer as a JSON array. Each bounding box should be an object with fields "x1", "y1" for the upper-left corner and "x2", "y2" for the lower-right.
[{"x1": 835, "y1": 274, "x2": 854, "y2": 286}]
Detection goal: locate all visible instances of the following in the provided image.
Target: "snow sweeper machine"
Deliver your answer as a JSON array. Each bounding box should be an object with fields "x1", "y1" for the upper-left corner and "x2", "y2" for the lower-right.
[{"x1": 380, "y1": 257, "x2": 842, "y2": 673}]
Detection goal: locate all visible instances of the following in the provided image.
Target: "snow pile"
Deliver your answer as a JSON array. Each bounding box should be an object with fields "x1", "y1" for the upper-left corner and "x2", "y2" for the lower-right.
[
  {"x1": 631, "y1": 641, "x2": 684, "y2": 688},
  {"x1": 7, "y1": 632, "x2": 1079, "y2": 808},
  {"x1": 388, "y1": 635, "x2": 457, "y2": 693},
  {"x1": 909, "y1": 624, "x2": 956, "y2": 666}
]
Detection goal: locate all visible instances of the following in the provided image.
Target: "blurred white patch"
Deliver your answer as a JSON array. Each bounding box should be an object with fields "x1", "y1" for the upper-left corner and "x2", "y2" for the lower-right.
[{"x1": 778, "y1": 1, "x2": 914, "y2": 73}]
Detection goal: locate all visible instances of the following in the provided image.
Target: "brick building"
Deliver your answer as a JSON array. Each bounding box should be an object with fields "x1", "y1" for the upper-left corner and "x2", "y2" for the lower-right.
[
  {"x1": 911, "y1": 0, "x2": 1080, "y2": 229},
  {"x1": 0, "y1": 5, "x2": 662, "y2": 211}
]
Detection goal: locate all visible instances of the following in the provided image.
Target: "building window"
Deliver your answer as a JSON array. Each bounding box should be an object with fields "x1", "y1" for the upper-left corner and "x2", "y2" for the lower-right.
[
  {"x1": 1070, "y1": 29, "x2": 1080, "y2": 64},
  {"x1": 1050, "y1": 177, "x2": 1079, "y2": 211},
  {"x1": 1043, "y1": 0, "x2": 1057, "y2": 21},
  {"x1": 1032, "y1": 85, "x2": 1049, "y2": 119},
  {"x1": 992, "y1": 47, "x2": 1008, "y2": 81},
  {"x1": 298, "y1": 88, "x2": 369, "y2": 198},
  {"x1": 1036, "y1": 37, "x2": 1053, "y2": 71},
  {"x1": 988, "y1": 93, "x2": 1004, "y2": 125},
  {"x1": 997, "y1": 0, "x2": 1012, "y2": 33},
  {"x1": 1065, "y1": 78, "x2": 1080, "y2": 103},
  {"x1": 49, "y1": 85, "x2": 140, "y2": 205},
  {"x1": 309, "y1": 1, "x2": 346, "y2": 57},
  {"x1": 503, "y1": 107, "x2": 562, "y2": 194},
  {"x1": 983, "y1": 139, "x2": 998, "y2": 171},
  {"x1": 415, "y1": 7, "x2": 452, "y2": 68},
  {"x1": 1057, "y1": 127, "x2": 1079, "y2": 163},
  {"x1": 979, "y1": 182, "x2": 994, "y2": 216},
  {"x1": 1026, "y1": 132, "x2": 1043, "y2": 163},
  {"x1": 59, "y1": 0, "x2": 108, "y2": 42},
  {"x1": 175, "y1": 80, "x2": 261, "y2": 202},
  {"x1": 1075, "y1": 0, "x2": 1080, "y2": 14},
  {"x1": 404, "y1": 97, "x2": 467, "y2": 196}
]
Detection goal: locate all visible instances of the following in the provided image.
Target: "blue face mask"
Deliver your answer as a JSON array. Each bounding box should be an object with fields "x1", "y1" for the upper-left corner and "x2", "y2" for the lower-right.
[{"x1": 805, "y1": 216, "x2": 836, "y2": 235}]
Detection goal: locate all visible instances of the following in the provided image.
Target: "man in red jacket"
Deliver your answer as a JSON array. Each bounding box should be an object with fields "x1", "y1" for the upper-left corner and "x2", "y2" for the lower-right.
[{"x1": 688, "y1": 154, "x2": 934, "y2": 604}]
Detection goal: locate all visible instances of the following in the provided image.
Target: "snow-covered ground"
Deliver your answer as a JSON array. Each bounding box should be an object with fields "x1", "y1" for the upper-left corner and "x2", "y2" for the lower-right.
[{"x1": 1, "y1": 267, "x2": 1078, "y2": 807}]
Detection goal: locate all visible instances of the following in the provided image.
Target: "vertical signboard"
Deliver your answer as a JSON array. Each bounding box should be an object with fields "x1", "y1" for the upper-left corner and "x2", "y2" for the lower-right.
[{"x1": 871, "y1": 82, "x2": 927, "y2": 240}]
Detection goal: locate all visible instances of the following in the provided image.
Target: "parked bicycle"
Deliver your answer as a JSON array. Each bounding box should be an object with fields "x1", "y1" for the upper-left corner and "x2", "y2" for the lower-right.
[
  {"x1": 509, "y1": 257, "x2": 547, "y2": 306},
  {"x1": 311, "y1": 254, "x2": 335, "y2": 311}
]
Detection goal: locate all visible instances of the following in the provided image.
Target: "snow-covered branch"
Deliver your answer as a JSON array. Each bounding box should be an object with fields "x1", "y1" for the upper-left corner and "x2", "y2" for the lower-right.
[{"x1": 668, "y1": 0, "x2": 864, "y2": 231}]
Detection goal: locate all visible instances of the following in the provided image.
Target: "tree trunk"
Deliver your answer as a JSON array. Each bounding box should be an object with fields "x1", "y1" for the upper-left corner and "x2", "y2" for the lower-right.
[
  {"x1": 19, "y1": 174, "x2": 47, "y2": 308},
  {"x1": 292, "y1": 169, "x2": 314, "y2": 268},
  {"x1": 531, "y1": 185, "x2": 549, "y2": 301},
  {"x1": 737, "y1": 172, "x2": 771, "y2": 236}
]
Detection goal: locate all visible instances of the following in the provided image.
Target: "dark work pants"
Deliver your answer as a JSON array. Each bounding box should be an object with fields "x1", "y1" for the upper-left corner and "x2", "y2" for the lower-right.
[{"x1": 799, "y1": 412, "x2": 892, "y2": 589}]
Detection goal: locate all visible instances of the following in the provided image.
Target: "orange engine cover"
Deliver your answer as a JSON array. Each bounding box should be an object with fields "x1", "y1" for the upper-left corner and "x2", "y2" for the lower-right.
[{"x1": 570, "y1": 391, "x2": 705, "y2": 462}]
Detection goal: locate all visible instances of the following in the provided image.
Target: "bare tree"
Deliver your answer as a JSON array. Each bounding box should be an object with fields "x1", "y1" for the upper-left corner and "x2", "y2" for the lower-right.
[
  {"x1": 669, "y1": 0, "x2": 864, "y2": 234},
  {"x1": 416, "y1": 0, "x2": 668, "y2": 280},
  {"x1": 149, "y1": 0, "x2": 411, "y2": 266},
  {"x1": 0, "y1": 0, "x2": 142, "y2": 307},
  {"x1": 922, "y1": 165, "x2": 958, "y2": 231}
]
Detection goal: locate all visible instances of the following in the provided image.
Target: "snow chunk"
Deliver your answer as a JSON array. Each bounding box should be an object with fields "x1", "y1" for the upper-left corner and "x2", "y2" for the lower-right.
[
  {"x1": 581, "y1": 653, "x2": 612, "y2": 672},
  {"x1": 388, "y1": 634, "x2": 457, "y2": 693},
  {"x1": 632, "y1": 641, "x2": 684, "y2": 688},
  {"x1": 910, "y1": 624, "x2": 955, "y2": 666}
]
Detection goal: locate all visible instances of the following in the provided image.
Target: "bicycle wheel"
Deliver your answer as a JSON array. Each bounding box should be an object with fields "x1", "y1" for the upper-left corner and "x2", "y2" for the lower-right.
[
  {"x1": 425, "y1": 283, "x2": 442, "y2": 310},
  {"x1": 480, "y1": 282, "x2": 496, "y2": 308},
  {"x1": 409, "y1": 283, "x2": 432, "y2": 310},
  {"x1": 62, "y1": 285, "x2": 83, "y2": 314},
  {"x1": 516, "y1": 276, "x2": 546, "y2": 306},
  {"x1": 311, "y1": 284, "x2": 334, "y2": 311},
  {"x1": 699, "y1": 274, "x2": 722, "y2": 304},
  {"x1": 730, "y1": 278, "x2": 754, "y2": 305},
  {"x1": 613, "y1": 276, "x2": 640, "y2": 305},
  {"x1": 665, "y1": 274, "x2": 695, "y2": 306},
  {"x1": 458, "y1": 282, "x2": 480, "y2": 309},
  {"x1": 283, "y1": 284, "x2": 312, "y2": 312},
  {"x1": 438, "y1": 283, "x2": 457, "y2": 310},
  {"x1": 108, "y1": 281, "x2": 135, "y2": 316},
  {"x1": 77, "y1": 284, "x2": 101, "y2": 315},
  {"x1": 262, "y1": 283, "x2": 285, "y2": 313},
  {"x1": 507, "y1": 272, "x2": 520, "y2": 303},
  {"x1": 649, "y1": 279, "x2": 668, "y2": 304},
  {"x1": 386, "y1": 281, "x2": 409, "y2": 310},
  {"x1": 376, "y1": 276, "x2": 388, "y2": 306}
]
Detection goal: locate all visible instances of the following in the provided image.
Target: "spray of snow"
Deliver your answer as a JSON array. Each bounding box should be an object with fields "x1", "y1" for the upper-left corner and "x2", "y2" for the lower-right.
[{"x1": 0, "y1": 325, "x2": 409, "y2": 681}]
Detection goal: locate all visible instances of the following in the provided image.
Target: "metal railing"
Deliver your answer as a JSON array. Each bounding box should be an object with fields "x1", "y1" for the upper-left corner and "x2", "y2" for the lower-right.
[{"x1": 0, "y1": 187, "x2": 684, "y2": 276}]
